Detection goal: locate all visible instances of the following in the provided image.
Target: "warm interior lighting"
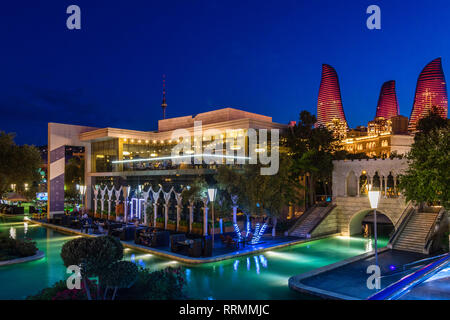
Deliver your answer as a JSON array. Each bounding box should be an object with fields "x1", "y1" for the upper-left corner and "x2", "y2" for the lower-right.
[
  {"x1": 150, "y1": 153, "x2": 157, "y2": 157},
  {"x1": 255, "y1": 148, "x2": 265, "y2": 153},
  {"x1": 230, "y1": 145, "x2": 241, "y2": 150},
  {"x1": 122, "y1": 151, "x2": 130, "y2": 156}
]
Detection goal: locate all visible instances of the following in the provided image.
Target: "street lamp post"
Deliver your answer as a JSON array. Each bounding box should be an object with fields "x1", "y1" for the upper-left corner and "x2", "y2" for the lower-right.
[
  {"x1": 368, "y1": 186, "x2": 381, "y2": 267},
  {"x1": 208, "y1": 188, "x2": 217, "y2": 249},
  {"x1": 78, "y1": 185, "x2": 86, "y2": 212}
]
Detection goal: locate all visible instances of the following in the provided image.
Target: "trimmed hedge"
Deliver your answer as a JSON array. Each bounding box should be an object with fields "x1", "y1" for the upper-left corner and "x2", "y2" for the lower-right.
[{"x1": 0, "y1": 232, "x2": 38, "y2": 261}]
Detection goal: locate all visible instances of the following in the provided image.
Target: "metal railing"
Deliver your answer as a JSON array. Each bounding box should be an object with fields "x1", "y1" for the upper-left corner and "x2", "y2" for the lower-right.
[
  {"x1": 387, "y1": 201, "x2": 414, "y2": 248},
  {"x1": 307, "y1": 204, "x2": 337, "y2": 237},
  {"x1": 286, "y1": 205, "x2": 318, "y2": 236},
  {"x1": 424, "y1": 207, "x2": 446, "y2": 254}
]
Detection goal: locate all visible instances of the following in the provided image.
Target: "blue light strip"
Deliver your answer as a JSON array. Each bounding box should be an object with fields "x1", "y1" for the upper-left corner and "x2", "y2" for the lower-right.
[
  {"x1": 233, "y1": 223, "x2": 242, "y2": 241},
  {"x1": 253, "y1": 223, "x2": 260, "y2": 238},
  {"x1": 251, "y1": 222, "x2": 268, "y2": 244},
  {"x1": 246, "y1": 216, "x2": 250, "y2": 237}
]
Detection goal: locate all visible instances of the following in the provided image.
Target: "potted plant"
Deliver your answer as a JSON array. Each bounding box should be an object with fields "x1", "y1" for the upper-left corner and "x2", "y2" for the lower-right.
[
  {"x1": 167, "y1": 220, "x2": 176, "y2": 231},
  {"x1": 208, "y1": 221, "x2": 221, "y2": 234},
  {"x1": 156, "y1": 217, "x2": 164, "y2": 229},
  {"x1": 191, "y1": 222, "x2": 203, "y2": 235},
  {"x1": 178, "y1": 220, "x2": 188, "y2": 233},
  {"x1": 109, "y1": 212, "x2": 116, "y2": 221},
  {"x1": 224, "y1": 220, "x2": 234, "y2": 233}
]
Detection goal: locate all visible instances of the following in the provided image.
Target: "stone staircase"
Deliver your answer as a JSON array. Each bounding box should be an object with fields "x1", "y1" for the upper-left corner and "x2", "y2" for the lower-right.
[
  {"x1": 393, "y1": 211, "x2": 439, "y2": 253},
  {"x1": 289, "y1": 205, "x2": 335, "y2": 238}
]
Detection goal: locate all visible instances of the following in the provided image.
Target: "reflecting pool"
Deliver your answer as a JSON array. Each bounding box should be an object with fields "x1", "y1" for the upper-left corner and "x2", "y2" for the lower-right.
[{"x1": 0, "y1": 215, "x2": 388, "y2": 300}]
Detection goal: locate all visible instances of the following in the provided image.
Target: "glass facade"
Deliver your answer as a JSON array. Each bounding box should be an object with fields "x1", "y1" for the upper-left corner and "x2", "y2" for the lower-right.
[
  {"x1": 89, "y1": 130, "x2": 274, "y2": 173},
  {"x1": 91, "y1": 139, "x2": 119, "y2": 172}
]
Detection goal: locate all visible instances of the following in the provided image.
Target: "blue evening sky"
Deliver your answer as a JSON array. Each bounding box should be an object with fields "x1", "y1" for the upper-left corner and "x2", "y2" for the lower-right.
[{"x1": 0, "y1": 0, "x2": 449, "y2": 145}]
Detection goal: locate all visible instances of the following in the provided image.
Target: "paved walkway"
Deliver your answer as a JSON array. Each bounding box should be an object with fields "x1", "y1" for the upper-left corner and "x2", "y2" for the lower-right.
[{"x1": 28, "y1": 218, "x2": 336, "y2": 264}]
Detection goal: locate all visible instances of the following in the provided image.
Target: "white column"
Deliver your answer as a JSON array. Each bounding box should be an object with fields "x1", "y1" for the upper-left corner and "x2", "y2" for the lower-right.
[
  {"x1": 176, "y1": 204, "x2": 182, "y2": 231},
  {"x1": 175, "y1": 192, "x2": 183, "y2": 232},
  {"x1": 124, "y1": 200, "x2": 128, "y2": 223},
  {"x1": 153, "y1": 202, "x2": 158, "y2": 227},
  {"x1": 344, "y1": 174, "x2": 348, "y2": 197},
  {"x1": 384, "y1": 176, "x2": 388, "y2": 198},
  {"x1": 203, "y1": 205, "x2": 209, "y2": 236},
  {"x1": 164, "y1": 203, "x2": 169, "y2": 229},
  {"x1": 357, "y1": 175, "x2": 361, "y2": 197},
  {"x1": 107, "y1": 200, "x2": 111, "y2": 220},
  {"x1": 188, "y1": 201, "x2": 194, "y2": 233},
  {"x1": 393, "y1": 175, "x2": 397, "y2": 197}
]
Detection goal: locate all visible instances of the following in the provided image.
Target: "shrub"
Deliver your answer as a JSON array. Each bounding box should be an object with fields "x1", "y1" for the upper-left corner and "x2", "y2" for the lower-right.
[
  {"x1": 192, "y1": 222, "x2": 202, "y2": 229},
  {"x1": 179, "y1": 220, "x2": 188, "y2": 226},
  {"x1": 101, "y1": 261, "x2": 139, "y2": 300},
  {"x1": 27, "y1": 279, "x2": 97, "y2": 300},
  {"x1": 27, "y1": 267, "x2": 186, "y2": 300},
  {"x1": 224, "y1": 221, "x2": 233, "y2": 227},
  {"x1": 0, "y1": 232, "x2": 38, "y2": 261},
  {"x1": 60, "y1": 236, "x2": 124, "y2": 300},
  {"x1": 167, "y1": 220, "x2": 176, "y2": 225},
  {"x1": 156, "y1": 217, "x2": 164, "y2": 223},
  {"x1": 119, "y1": 267, "x2": 186, "y2": 300}
]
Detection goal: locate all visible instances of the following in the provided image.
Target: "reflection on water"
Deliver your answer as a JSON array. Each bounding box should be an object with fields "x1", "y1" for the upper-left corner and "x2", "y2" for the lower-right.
[{"x1": 0, "y1": 215, "x2": 388, "y2": 300}]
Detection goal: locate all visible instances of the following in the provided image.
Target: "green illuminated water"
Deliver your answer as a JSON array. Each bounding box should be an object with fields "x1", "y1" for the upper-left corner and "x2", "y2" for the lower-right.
[{"x1": 0, "y1": 215, "x2": 387, "y2": 300}]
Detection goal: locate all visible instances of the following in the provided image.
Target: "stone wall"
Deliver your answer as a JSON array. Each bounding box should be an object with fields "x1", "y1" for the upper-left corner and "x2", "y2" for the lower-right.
[
  {"x1": 310, "y1": 207, "x2": 339, "y2": 237},
  {"x1": 334, "y1": 196, "x2": 409, "y2": 236}
]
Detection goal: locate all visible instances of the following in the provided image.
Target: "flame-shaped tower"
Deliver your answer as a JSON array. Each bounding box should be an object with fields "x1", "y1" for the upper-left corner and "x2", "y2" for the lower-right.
[
  {"x1": 409, "y1": 58, "x2": 448, "y2": 131},
  {"x1": 375, "y1": 80, "x2": 399, "y2": 119},
  {"x1": 317, "y1": 64, "x2": 347, "y2": 128}
]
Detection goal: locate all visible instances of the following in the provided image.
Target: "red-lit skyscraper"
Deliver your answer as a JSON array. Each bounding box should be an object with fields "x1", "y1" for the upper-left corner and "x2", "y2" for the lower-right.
[
  {"x1": 375, "y1": 80, "x2": 399, "y2": 119},
  {"x1": 409, "y1": 58, "x2": 448, "y2": 131},
  {"x1": 316, "y1": 64, "x2": 347, "y2": 128}
]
